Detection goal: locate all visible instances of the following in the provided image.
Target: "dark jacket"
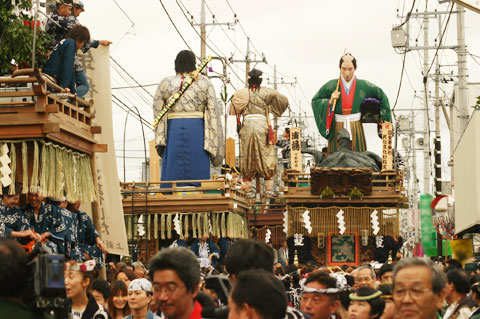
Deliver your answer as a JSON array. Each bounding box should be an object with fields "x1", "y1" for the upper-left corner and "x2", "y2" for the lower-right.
[{"x1": 42, "y1": 38, "x2": 77, "y2": 93}]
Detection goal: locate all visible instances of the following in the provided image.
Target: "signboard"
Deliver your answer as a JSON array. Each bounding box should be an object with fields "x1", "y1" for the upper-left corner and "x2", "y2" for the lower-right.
[
  {"x1": 381, "y1": 122, "x2": 394, "y2": 171},
  {"x1": 290, "y1": 127, "x2": 301, "y2": 171},
  {"x1": 327, "y1": 232, "x2": 359, "y2": 266}
]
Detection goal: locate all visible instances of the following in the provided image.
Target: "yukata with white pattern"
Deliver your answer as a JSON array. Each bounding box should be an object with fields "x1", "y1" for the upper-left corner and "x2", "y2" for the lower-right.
[{"x1": 23, "y1": 202, "x2": 66, "y2": 254}]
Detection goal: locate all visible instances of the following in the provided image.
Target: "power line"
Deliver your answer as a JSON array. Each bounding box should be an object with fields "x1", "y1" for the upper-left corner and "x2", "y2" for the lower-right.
[
  {"x1": 112, "y1": 83, "x2": 159, "y2": 90},
  {"x1": 158, "y1": 0, "x2": 199, "y2": 59},
  {"x1": 110, "y1": 57, "x2": 154, "y2": 98}
]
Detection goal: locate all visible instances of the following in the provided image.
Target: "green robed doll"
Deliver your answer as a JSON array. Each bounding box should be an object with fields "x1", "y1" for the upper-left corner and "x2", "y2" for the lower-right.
[{"x1": 311, "y1": 53, "x2": 392, "y2": 153}]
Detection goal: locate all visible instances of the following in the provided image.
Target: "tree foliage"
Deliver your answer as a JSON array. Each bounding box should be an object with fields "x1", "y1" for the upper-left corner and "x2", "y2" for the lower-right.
[{"x1": 0, "y1": 0, "x2": 53, "y2": 75}]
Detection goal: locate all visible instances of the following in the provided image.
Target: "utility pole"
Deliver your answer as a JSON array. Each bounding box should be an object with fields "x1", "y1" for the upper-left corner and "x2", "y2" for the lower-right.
[
  {"x1": 200, "y1": 0, "x2": 206, "y2": 59},
  {"x1": 230, "y1": 37, "x2": 266, "y2": 86},
  {"x1": 422, "y1": 11, "x2": 431, "y2": 195},
  {"x1": 456, "y1": 4, "x2": 469, "y2": 135},
  {"x1": 194, "y1": 0, "x2": 236, "y2": 60}
]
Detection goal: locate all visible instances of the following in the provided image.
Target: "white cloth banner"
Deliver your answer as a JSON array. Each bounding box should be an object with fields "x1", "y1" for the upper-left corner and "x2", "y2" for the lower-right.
[{"x1": 82, "y1": 47, "x2": 128, "y2": 256}]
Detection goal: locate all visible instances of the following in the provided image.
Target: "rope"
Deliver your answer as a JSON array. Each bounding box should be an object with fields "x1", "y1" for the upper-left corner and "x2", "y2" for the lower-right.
[{"x1": 9, "y1": 143, "x2": 16, "y2": 195}]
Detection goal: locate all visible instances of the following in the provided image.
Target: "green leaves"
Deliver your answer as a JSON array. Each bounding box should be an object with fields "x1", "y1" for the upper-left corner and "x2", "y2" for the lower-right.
[{"x1": 0, "y1": 4, "x2": 53, "y2": 74}]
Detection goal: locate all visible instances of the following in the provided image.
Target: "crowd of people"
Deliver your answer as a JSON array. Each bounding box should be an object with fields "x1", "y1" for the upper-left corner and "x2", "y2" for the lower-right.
[
  {"x1": 2, "y1": 236, "x2": 480, "y2": 319},
  {"x1": 0, "y1": 184, "x2": 106, "y2": 267}
]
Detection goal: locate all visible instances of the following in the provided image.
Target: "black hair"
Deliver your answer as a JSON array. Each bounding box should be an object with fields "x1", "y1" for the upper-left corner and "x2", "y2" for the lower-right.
[
  {"x1": 446, "y1": 268, "x2": 470, "y2": 294},
  {"x1": 247, "y1": 69, "x2": 263, "y2": 89},
  {"x1": 345, "y1": 274, "x2": 355, "y2": 288},
  {"x1": 339, "y1": 53, "x2": 357, "y2": 69},
  {"x1": 231, "y1": 269, "x2": 287, "y2": 319},
  {"x1": 225, "y1": 239, "x2": 273, "y2": 276},
  {"x1": 175, "y1": 50, "x2": 196, "y2": 74},
  {"x1": 65, "y1": 24, "x2": 90, "y2": 43},
  {"x1": 0, "y1": 239, "x2": 28, "y2": 298},
  {"x1": 350, "y1": 287, "x2": 385, "y2": 319},
  {"x1": 92, "y1": 278, "x2": 111, "y2": 300},
  {"x1": 284, "y1": 127, "x2": 290, "y2": 134},
  {"x1": 378, "y1": 264, "x2": 394, "y2": 279},
  {"x1": 339, "y1": 289, "x2": 352, "y2": 309},
  {"x1": 378, "y1": 284, "x2": 393, "y2": 297},
  {"x1": 149, "y1": 247, "x2": 200, "y2": 293},
  {"x1": 305, "y1": 270, "x2": 338, "y2": 289}
]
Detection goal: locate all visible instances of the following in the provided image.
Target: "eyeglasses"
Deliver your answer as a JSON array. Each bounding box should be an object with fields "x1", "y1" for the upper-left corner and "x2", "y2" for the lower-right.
[
  {"x1": 152, "y1": 283, "x2": 184, "y2": 296},
  {"x1": 392, "y1": 287, "x2": 432, "y2": 299}
]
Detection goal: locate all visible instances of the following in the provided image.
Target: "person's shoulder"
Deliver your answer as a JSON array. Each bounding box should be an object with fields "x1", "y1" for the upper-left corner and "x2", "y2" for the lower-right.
[
  {"x1": 357, "y1": 78, "x2": 379, "y2": 88},
  {"x1": 285, "y1": 306, "x2": 311, "y2": 319}
]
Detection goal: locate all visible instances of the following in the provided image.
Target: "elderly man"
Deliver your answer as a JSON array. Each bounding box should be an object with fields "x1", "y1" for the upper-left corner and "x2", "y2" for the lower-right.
[
  {"x1": 356, "y1": 265, "x2": 376, "y2": 288},
  {"x1": 443, "y1": 268, "x2": 476, "y2": 319},
  {"x1": 393, "y1": 257, "x2": 446, "y2": 319},
  {"x1": 149, "y1": 247, "x2": 203, "y2": 319},
  {"x1": 300, "y1": 271, "x2": 340, "y2": 319}
]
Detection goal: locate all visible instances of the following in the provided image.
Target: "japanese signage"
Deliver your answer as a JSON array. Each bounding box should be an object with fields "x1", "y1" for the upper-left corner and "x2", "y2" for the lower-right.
[
  {"x1": 290, "y1": 127, "x2": 302, "y2": 171},
  {"x1": 381, "y1": 122, "x2": 393, "y2": 171},
  {"x1": 82, "y1": 48, "x2": 129, "y2": 256}
]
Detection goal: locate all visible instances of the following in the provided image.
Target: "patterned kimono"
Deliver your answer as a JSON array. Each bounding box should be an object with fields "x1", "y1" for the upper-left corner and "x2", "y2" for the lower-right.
[
  {"x1": 23, "y1": 203, "x2": 66, "y2": 254},
  {"x1": 75, "y1": 210, "x2": 104, "y2": 268},
  {"x1": 0, "y1": 203, "x2": 29, "y2": 239},
  {"x1": 153, "y1": 74, "x2": 224, "y2": 186},
  {"x1": 312, "y1": 76, "x2": 391, "y2": 153},
  {"x1": 231, "y1": 87, "x2": 289, "y2": 179},
  {"x1": 53, "y1": 204, "x2": 83, "y2": 261}
]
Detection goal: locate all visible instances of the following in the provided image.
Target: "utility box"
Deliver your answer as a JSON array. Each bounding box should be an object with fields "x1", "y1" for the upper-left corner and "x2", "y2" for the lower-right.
[{"x1": 391, "y1": 28, "x2": 407, "y2": 48}]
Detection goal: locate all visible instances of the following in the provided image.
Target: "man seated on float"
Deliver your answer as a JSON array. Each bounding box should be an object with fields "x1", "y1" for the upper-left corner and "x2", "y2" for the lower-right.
[
  {"x1": 68, "y1": 200, "x2": 107, "y2": 268},
  {"x1": 311, "y1": 53, "x2": 391, "y2": 153},
  {"x1": 23, "y1": 188, "x2": 66, "y2": 254},
  {"x1": 0, "y1": 185, "x2": 41, "y2": 241},
  {"x1": 190, "y1": 235, "x2": 220, "y2": 269}
]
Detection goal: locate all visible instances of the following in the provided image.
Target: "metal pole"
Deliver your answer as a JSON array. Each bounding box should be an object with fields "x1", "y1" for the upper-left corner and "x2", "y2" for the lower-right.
[{"x1": 32, "y1": 0, "x2": 40, "y2": 68}]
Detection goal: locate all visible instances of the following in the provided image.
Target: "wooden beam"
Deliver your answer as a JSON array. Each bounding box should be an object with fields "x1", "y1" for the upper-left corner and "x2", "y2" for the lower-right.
[
  {"x1": 0, "y1": 91, "x2": 36, "y2": 97},
  {"x1": 42, "y1": 122, "x2": 60, "y2": 133},
  {"x1": 92, "y1": 144, "x2": 108, "y2": 153},
  {"x1": 90, "y1": 126, "x2": 102, "y2": 134},
  {"x1": 0, "y1": 77, "x2": 36, "y2": 84}
]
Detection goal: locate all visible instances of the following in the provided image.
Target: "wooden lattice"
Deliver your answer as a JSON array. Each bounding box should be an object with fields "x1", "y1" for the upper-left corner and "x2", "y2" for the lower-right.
[{"x1": 310, "y1": 167, "x2": 373, "y2": 196}]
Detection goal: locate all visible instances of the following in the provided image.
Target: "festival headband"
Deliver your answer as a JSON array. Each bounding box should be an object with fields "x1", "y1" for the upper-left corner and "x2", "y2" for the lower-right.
[
  {"x1": 65, "y1": 260, "x2": 96, "y2": 272},
  {"x1": 232, "y1": 166, "x2": 240, "y2": 174},
  {"x1": 301, "y1": 284, "x2": 342, "y2": 295},
  {"x1": 349, "y1": 291, "x2": 382, "y2": 301},
  {"x1": 380, "y1": 294, "x2": 393, "y2": 300}
]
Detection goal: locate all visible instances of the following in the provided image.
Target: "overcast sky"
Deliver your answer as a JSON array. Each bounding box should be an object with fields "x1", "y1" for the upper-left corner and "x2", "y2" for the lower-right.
[{"x1": 77, "y1": 0, "x2": 480, "y2": 185}]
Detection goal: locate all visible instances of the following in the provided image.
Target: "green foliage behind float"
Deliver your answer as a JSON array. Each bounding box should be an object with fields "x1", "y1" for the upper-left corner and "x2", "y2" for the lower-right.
[{"x1": 0, "y1": 0, "x2": 53, "y2": 75}]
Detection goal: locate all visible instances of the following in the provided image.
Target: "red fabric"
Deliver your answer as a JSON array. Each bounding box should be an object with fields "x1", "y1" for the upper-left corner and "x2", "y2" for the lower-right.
[
  {"x1": 340, "y1": 78, "x2": 357, "y2": 115},
  {"x1": 190, "y1": 300, "x2": 203, "y2": 319}
]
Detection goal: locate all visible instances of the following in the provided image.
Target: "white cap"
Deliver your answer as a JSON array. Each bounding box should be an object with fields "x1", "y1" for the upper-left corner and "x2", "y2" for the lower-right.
[{"x1": 128, "y1": 278, "x2": 152, "y2": 292}]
